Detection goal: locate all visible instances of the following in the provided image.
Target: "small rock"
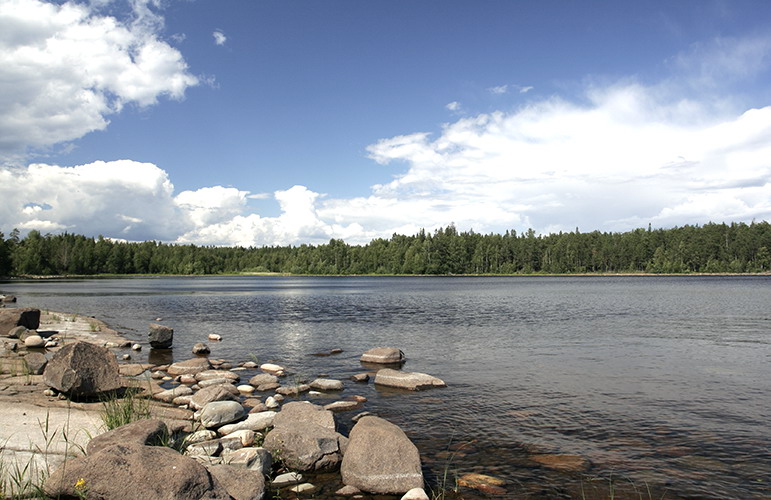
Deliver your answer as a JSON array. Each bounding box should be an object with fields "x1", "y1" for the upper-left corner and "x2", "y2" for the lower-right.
[
  {"x1": 360, "y1": 347, "x2": 404, "y2": 364},
  {"x1": 324, "y1": 401, "x2": 362, "y2": 412},
  {"x1": 217, "y1": 411, "x2": 276, "y2": 436},
  {"x1": 24, "y1": 335, "x2": 46, "y2": 348},
  {"x1": 265, "y1": 396, "x2": 279, "y2": 408},
  {"x1": 530, "y1": 453, "x2": 590, "y2": 472},
  {"x1": 351, "y1": 373, "x2": 369, "y2": 383},
  {"x1": 237, "y1": 384, "x2": 255, "y2": 394},
  {"x1": 242, "y1": 361, "x2": 258, "y2": 369},
  {"x1": 198, "y1": 378, "x2": 235, "y2": 388},
  {"x1": 44, "y1": 340, "x2": 58, "y2": 348},
  {"x1": 310, "y1": 378, "x2": 344, "y2": 391},
  {"x1": 196, "y1": 370, "x2": 240, "y2": 382},
  {"x1": 23, "y1": 352, "x2": 48, "y2": 374},
  {"x1": 7, "y1": 326, "x2": 27, "y2": 339},
  {"x1": 275, "y1": 384, "x2": 310, "y2": 396},
  {"x1": 199, "y1": 400, "x2": 246, "y2": 428},
  {"x1": 167, "y1": 357, "x2": 211, "y2": 376},
  {"x1": 208, "y1": 333, "x2": 222, "y2": 341},
  {"x1": 192, "y1": 342, "x2": 210, "y2": 355},
  {"x1": 131, "y1": 343, "x2": 142, "y2": 351},
  {"x1": 153, "y1": 385, "x2": 193, "y2": 403},
  {"x1": 291, "y1": 483, "x2": 317, "y2": 494},
  {"x1": 335, "y1": 485, "x2": 362, "y2": 496},
  {"x1": 272, "y1": 471, "x2": 303, "y2": 487},
  {"x1": 121, "y1": 354, "x2": 131, "y2": 360},
  {"x1": 248, "y1": 373, "x2": 278, "y2": 387},
  {"x1": 185, "y1": 430, "x2": 218, "y2": 445},
  {"x1": 260, "y1": 363, "x2": 285, "y2": 375},
  {"x1": 402, "y1": 488, "x2": 430, "y2": 500}
]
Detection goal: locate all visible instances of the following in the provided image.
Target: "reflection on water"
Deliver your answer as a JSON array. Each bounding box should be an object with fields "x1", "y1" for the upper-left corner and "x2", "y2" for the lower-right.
[{"x1": 2, "y1": 276, "x2": 770, "y2": 499}]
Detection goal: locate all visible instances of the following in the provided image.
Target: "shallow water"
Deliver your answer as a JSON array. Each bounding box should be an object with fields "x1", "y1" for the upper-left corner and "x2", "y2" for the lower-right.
[{"x1": 2, "y1": 276, "x2": 770, "y2": 498}]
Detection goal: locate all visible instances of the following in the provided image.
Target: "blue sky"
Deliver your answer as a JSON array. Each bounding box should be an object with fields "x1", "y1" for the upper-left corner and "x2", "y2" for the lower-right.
[{"x1": 1, "y1": 0, "x2": 771, "y2": 246}]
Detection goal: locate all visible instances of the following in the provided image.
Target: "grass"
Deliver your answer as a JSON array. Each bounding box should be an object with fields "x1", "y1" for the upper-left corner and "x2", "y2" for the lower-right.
[{"x1": 100, "y1": 389, "x2": 151, "y2": 431}]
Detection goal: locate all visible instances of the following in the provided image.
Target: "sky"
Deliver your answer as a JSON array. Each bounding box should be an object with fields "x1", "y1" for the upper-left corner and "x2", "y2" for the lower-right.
[{"x1": 1, "y1": 0, "x2": 771, "y2": 247}]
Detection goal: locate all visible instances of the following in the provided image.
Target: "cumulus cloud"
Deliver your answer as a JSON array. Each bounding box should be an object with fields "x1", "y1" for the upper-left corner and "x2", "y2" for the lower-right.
[
  {"x1": 212, "y1": 29, "x2": 226, "y2": 46},
  {"x1": 0, "y1": 0, "x2": 198, "y2": 160},
  {"x1": 346, "y1": 85, "x2": 771, "y2": 236}
]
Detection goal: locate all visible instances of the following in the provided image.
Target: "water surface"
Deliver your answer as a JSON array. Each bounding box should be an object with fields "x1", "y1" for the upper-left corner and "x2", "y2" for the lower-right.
[{"x1": 2, "y1": 276, "x2": 769, "y2": 498}]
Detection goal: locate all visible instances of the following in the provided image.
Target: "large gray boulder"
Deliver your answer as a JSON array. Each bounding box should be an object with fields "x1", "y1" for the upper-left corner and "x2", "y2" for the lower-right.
[
  {"x1": 87, "y1": 419, "x2": 168, "y2": 455},
  {"x1": 0, "y1": 308, "x2": 40, "y2": 337},
  {"x1": 44, "y1": 443, "x2": 230, "y2": 499},
  {"x1": 360, "y1": 347, "x2": 404, "y2": 364},
  {"x1": 43, "y1": 341, "x2": 121, "y2": 398},
  {"x1": 263, "y1": 421, "x2": 345, "y2": 472},
  {"x1": 374, "y1": 368, "x2": 446, "y2": 391},
  {"x1": 341, "y1": 416, "x2": 424, "y2": 494},
  {"x1": 263, "y1": 402, "x2": 345, "y2": 471},
  {"x1": 148, "y1": 323, "x2": 173, "y2": 349},
  {"x1": 200, "y1": 400, "x2": 246, "y2": 429}
]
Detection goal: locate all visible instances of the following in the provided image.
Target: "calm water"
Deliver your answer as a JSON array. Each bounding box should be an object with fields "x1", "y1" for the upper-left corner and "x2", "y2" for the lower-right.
[{"x1": 2, "y1": 276, "x2": 769, "y2": 499}]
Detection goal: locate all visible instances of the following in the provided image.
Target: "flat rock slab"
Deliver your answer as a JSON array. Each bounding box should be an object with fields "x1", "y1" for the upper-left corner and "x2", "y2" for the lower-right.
[
  {"x1": 373, "y1": 368, "x2": 446, "y2": 391},
  {"x1": 360, "y1": 347, "x2": 404, "y2": 364}
]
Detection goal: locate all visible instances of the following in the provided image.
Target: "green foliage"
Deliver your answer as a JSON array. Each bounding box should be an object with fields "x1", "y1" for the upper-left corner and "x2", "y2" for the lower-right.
[
  {"x1": 2, "y1": 221, "x2": 771, "y2": 276},
  {"x1": 100, "y1": 390, "x2": 151, "y2": 430}
]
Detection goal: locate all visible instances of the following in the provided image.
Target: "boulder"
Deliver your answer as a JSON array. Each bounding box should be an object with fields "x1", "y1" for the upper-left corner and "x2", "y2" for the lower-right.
[
  {"x1": 192, "y1": 342, "x2": 211, "y2": 355},
  {"x1": 44, "y1": 443, "x2": 230, "y2": 499},
  {"x1": 310, "y1": 378, "x2": 344, "y2": 391},
  {"x1": 190, "y1": 384, "x2": 240, "y2": 410},
  {"x1": 43, "y1": 341, "x2": 121, "y2": 398},
  {"x1": 374, "y1": 368, "x2": 446, "y2": 391},
  {"x1": 264, "y1": 402, "x2": 344, "y2": 471},
  {"x1": 200, "y1": 400, "x2": 246, "y2": 429},
  {"x1": 341, "y1": 416, "x2": 423, "y2": 494},
  {"x1": 248, "y1": 373, "x2": 278, "y2": 387},
  {"x1": 360, "y1": 347, "x2": 404, "y2": 364},
  {"x1": 167, "y1": 357, "x2": 212, "y2": 376},
  {"x1": 272, "y1": 401, "x2": 335, "y2": 430},
  {"x1": 148, "y1": 323, "x2": 173, "y2": 349},
  {"x1": 263, "y1": 421, "x2": 344, "y2": 471},
  {"x1": 23, "y1": 351, "x2": 48, "y2": 374},
  {"x1": 206, "y1": 464, "x2": 265, "y2": 500},
  {"x1": 0, "y1": 308, "x2": 40, "y2": 337},
  {"x1": 87, "y1": 419, "x2": 169, "y2": 455}
]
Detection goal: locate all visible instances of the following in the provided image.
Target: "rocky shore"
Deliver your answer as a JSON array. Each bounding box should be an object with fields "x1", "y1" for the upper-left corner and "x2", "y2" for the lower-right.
[{"x1": 0, "y1": 303, "x2": 459, "y2": 499}]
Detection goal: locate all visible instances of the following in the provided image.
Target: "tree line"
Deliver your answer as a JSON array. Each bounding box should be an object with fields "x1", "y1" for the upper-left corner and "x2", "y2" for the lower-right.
[{"x1": 1, "y1": 221, "x2": 770, "y2": 277}]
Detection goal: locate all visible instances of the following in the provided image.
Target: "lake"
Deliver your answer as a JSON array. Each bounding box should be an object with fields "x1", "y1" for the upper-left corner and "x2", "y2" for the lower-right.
[{"x1": 1, "y1": 276, "x2": 769, "y2": 499}]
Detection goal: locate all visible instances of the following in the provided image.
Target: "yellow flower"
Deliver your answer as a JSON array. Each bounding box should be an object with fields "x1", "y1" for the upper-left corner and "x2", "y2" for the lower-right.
[{"x1": 75, "y1": 477, "x2": 87, "y2": 491}]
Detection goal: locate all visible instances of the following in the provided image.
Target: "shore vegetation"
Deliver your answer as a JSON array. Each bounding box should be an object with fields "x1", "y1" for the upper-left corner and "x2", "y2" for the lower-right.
[{"x1": 1, "y1": 221, "x2": 770, "y2": 277}]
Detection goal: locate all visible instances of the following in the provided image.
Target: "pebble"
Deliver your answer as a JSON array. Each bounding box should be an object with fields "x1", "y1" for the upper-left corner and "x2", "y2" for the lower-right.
[
  {"x1": 237, "y1": 384, "x2": 255, "y2": 394},
  {"x1": 208, "y1": 333, "x2": 222, "y2": 341},
  {"x1": 265, "y1": 396, "x2": 279, "y2": 409},
  {"x1": 291, "y1": 483, "x2": 317, "y2": 494},
  {"x1": 131, "y1": 343, "x2": 142, "y2": 351}
]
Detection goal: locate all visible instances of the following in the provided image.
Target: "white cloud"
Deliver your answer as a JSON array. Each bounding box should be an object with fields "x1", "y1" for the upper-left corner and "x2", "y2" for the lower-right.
[
  {"x1": 0, "y1": 0, "x2": 198, "y2": 160},
  {"x1": 519, "y1": 85, "x2": 533, "y2": 94},
  {"x1": 445, "y1": 101, "x2": 461, "y2": 112},
  {"x1": 212, "y1": 29, "x2": 226, "y2": 46},
  {"x1": 488, "y1": 84, "x2": 508, "y2": 95}
]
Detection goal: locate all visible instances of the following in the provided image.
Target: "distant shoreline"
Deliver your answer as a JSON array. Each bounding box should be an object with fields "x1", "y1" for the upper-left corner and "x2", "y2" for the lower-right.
[{"x1": 3, "y1": 271, "x2": 770, "y2": 281}]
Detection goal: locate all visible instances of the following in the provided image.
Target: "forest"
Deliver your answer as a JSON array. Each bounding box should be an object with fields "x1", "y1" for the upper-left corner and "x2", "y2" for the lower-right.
[{"x1": 1, "y1": 221, "x2": 770, "y2": 277}]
